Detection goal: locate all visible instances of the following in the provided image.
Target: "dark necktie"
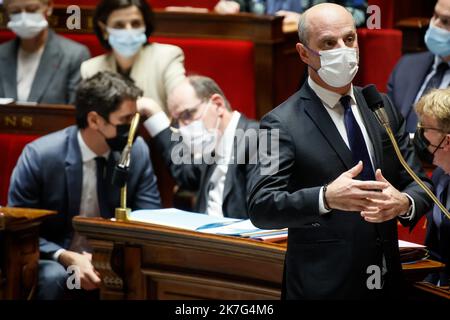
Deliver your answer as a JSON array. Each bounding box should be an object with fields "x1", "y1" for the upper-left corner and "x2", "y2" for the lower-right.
[
  {"x1": 95, "y1": 156, "x2": 109, "y2": 218},
  {"x1": 408, "y1": 63, "x2": 450, "y2": 132},
  {"x1": 341, "y1": 95, "x2": 374, "y2": 181},
  {"x1": 433, "y1": 174, "x2": 450, "y2": 230}
]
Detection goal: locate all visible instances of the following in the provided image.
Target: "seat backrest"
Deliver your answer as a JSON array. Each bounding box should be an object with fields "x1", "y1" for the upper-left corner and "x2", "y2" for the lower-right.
[
  {"x1": 355, "y1": 28, "x2": 402, "y2": 93},
  {"x1": 0, "y1": 134, "x2": 39, "y2": 206},
  {"x1": 368, "y1": 0, "x2": 395, "y2": 29},
  {"x1": 153, "y1": 36, "x2": 256, "y2": 119}
]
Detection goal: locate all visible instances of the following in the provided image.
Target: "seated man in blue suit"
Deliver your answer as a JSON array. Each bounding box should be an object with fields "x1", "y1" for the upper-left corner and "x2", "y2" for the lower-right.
[
  {"x1": 8, "y1": 71, "x2": 161, "y2": 299},
  {"x1": 0, "y1": 0, "x2": 91, "y2": 104},
  {"x1": 388, "y1": 0, "x2": 450, "y2": 134},
  {"x1": 415, "y1": 88, "x2": 450, "y2": 287}
]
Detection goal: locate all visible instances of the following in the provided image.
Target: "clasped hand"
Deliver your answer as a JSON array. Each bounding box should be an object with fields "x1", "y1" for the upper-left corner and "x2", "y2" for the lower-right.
[{"x1": 325, "y1": 161, "x2": 411, "y2": 223}]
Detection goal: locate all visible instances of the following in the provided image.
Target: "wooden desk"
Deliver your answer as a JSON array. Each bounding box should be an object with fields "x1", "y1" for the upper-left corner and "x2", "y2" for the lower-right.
[
  {"x1": 0, "y1": 103, "x2": 75, "y2": 135},
  {"x1": 73, "y1": 216, "x2": 446, "y2": 300},
  {"x1": 0, "y1": 207, "x2": 56, "y2": 300}
]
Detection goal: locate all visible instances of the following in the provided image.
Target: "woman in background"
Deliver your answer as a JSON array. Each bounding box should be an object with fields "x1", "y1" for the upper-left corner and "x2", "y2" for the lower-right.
[
  {"x1": 81, "y1": 0, "x2": 186, "y2": 113},
  {"x1": 0, "y1": 0, "x2": 90, "y2": 104}
]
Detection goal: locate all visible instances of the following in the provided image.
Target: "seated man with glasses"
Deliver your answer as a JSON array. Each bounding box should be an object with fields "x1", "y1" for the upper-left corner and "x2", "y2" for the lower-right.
[
  {"x1": 415, "y1": 88, "x2": 450, "y2": 287},
  {"x1": 138, "y1": 75, "x2": 258, "y2": 219}
]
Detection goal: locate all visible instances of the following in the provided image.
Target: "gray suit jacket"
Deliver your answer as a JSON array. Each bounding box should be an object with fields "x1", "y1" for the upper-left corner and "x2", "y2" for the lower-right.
[
  {"x1": 0, "y1": 30, "x2": 90, "y2": 104},
  {"x1": 8, "y1": 126, "x2": 161, "y2": 258}
]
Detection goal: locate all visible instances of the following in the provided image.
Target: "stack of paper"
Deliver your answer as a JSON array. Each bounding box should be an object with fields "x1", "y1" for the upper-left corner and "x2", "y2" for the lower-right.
[{"x1": 129, "y1": 209, "x2": 287, "y2": 242}]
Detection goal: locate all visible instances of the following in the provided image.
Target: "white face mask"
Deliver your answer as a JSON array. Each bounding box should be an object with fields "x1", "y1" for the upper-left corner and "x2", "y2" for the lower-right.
[
  {"x1": 179, "y1": 102, "x2": 221, "y2": 156},
  {"x1": 307, "y1": 46, "x2": 359, "y2": 88},
  {"x1": 7, "y1": 12, "x2": 49, "y2": 39}
]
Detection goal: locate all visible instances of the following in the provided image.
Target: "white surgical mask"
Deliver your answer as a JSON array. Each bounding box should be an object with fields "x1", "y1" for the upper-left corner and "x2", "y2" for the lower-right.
[
  {"x1": 179, "y1": 102, "x2": 221, "y2": 156},
  {"x1": 307, "y1": 46, "x2": 359, "y2": 88},
  {"x1": 7, "y1": 12, "x2": 48, "y2": 39},
  {"x1": 107, "y1": 27, "x2": 147, "y2": 58}
]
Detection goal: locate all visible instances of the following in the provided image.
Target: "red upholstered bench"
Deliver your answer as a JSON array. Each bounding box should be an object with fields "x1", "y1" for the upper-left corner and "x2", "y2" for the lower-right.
[
  {"x1": 153, "y1": 36, "x2": 255, "y2": 119},
  {"x1": 0, "y1": 134, "x2": 39, "y2": 206},
  {"x1": 355, "y1": 28, "x2": 402, "y2": 93}
]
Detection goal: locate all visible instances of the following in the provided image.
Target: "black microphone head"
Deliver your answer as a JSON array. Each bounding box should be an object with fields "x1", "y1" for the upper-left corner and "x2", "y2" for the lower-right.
[{"x1": 362, "y1": 84, "x2": 384, "y2": 112}]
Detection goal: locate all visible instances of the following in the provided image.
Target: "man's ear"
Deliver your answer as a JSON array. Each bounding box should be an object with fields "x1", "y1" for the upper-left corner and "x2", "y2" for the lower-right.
[
  {"x1": 87, "y1": 111, "x2": 103, "y2": 130},
  {"x1": 444, "y1": 134, "x2": 450, "y2": 151},
  {"x1": 296, "y1": 43, "x2": 310, "y2": 65},
  {"x1": 210, "y1": 94, "x2": 226, "y2": 117}
]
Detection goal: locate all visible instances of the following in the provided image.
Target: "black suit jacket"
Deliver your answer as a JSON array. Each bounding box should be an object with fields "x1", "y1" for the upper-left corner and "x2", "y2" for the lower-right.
[
  {"x1": 248, "y1": 82, "x2": 432, "y2": 299},
  {"x1": 425, "y1": 168, "x2": 450, "y2": 278},
  {"x1": 387, "y1": 51, "x2": 435, "y2": 133},
  {"x1": 154, "y1": 114, "x2": 259, "y2": 219}
]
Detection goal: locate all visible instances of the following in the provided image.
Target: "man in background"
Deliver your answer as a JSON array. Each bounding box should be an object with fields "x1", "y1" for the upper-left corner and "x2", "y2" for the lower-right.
[
  {"x1": 139, "y1": 75, "x2": 258, "y2": 219},
  {"x1": 388, "y1": 0, "x2": 450, "y2": 134},
  {"x1": 8, "y1": 71, "x2": 161, "y2": 299},
  {"x1": 415, "y1": 88, "x2": 450, "y2": 287}
]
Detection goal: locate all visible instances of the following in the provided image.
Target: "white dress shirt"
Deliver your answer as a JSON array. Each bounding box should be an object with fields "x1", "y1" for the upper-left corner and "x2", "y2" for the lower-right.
[
  {"x1": 144, "y1": 111, "x2": 241, "y2": 218},
  {"x1": 206, "y1": 111, "x2": 241, "y2": 217},
  {"x1": 53, "y1": 131, "x2": 109, "y2": 260},
  {"x1": 17, "y1": 46, "x2": 44, "y2": 102},
  {"x1": 414, "y1": 56, "x2": 450, "y2": 105},
  {"x1": 308, "y1": 78, "x2": 415, "y2": 219}
]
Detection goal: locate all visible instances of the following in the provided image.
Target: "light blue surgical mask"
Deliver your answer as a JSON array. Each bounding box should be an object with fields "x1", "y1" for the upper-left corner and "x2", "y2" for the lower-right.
[
  {"x1": 107, "y1": 27, "x2": 147, "y2": 58},
  {"x1": 425, "y1": 24, "x2": 450, "y2": 58},
  {"x1": 7, "y1": 12, "x2": 48, "y2": 39}
]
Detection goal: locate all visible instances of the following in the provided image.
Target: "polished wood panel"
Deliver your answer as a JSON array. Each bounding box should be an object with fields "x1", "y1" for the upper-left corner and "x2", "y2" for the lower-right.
[
  {"x1": 0, "y1": 208, "x2": 56, "y2": 300},
  {"x1": 0, "y1": 103, "x2": 75, "y2": 135},
  {"x1": 73, "y1": 216, "x2": 446, "y2": 300}
]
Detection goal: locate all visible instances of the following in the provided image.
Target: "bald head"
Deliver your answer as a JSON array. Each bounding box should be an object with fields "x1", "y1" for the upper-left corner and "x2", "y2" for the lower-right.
[{"x1": 298, "y1": 3, "x2": 356, "y2": 46}]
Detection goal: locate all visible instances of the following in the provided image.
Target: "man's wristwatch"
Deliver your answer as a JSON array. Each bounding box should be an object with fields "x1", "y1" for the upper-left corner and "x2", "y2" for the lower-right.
[{"x1": 323, "y1": 183, "x2": 331, "y2": 211}]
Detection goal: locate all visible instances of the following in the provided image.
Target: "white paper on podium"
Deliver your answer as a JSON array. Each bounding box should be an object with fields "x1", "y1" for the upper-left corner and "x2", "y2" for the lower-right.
[{"x1": 129, "y1": 208, "x2": 240, "y2": 231}]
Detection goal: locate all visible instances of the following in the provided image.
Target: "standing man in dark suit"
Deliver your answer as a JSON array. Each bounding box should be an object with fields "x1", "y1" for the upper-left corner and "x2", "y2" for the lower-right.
[
  {"x1": 415, "y1": 88, "x2": 450, "y2": 287},
  {"x1": 8, "y1": 71, "x2": 161, "y2": 299},
  {"x1": 388, "y1": 0, "x2": 450, "y2": 134},
  {"x1": 248, "y1": 3, "x2": 432, "y2": 299},
  {"x1": 0, "y1": 0, "x2": 90, "y2": 104},
  {"x1": 139, "y1": 75, "x2": 258, "y2": 219}
]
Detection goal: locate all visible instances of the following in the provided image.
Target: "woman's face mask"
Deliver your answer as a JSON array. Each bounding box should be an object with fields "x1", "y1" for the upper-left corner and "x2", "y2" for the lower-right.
[
  {"x1": 107, "y1": 27, "x2": 147, "y2": 58},
  {"x1": 7, "y1": 11, "x2": 48, "y2": 39},
  {"x1": 305, "y1": 46, "x2": 359, "y2": 88},
  {"x1": 179, "y1": 102, "x2": 221, "y2": 156}
]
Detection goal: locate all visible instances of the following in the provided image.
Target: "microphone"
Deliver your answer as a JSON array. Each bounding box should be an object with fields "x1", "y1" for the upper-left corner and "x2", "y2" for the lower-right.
[
  {"x1": 112, "y1": 112, "x2": 141, "y2": 221},
  {"x1": 362, "y1": 84, "x2": 390, "y2": 128},
  {"x1": 362, "y1": 84, "x2": 450, "y2": 221}
]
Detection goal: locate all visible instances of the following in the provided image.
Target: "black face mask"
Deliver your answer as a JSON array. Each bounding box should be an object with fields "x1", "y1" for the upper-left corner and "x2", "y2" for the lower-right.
[
  {"x1": 413, "y1": 127, "x2": 445, "y2": 165},
  {"x1": 105, "y1": 123, "x2": 131, "y2": 152}
]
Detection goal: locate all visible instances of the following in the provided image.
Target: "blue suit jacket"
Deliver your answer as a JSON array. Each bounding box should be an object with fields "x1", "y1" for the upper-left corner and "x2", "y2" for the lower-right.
[
  {"x1": 387, "y1": 51, "x2": 435, "y2": 133},
  {"x1": 0, "y1": 30, "x2": 90, "y2": 104},
  {"x1": 8, "y1": 126, "x2": 161, "y2": 258},
  {"x1": 425, "y1": 168, "x2": 450, "y2": 275}
]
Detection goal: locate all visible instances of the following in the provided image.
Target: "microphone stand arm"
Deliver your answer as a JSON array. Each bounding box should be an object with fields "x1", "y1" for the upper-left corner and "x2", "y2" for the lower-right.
[
  {"x1": 381, "y1": 121, "x2": 450, "y2": 220},
  {"x1": 115, "y1": 113, "x2": 141, "y2": 222}
]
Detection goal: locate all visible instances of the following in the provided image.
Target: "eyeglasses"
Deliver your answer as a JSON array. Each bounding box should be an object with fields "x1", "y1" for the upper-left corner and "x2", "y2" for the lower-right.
[
  {"x1": 416, "y1": 124, "x2": 448, "y2": 150},
  {"x1": 169, "y1": 100, "x2": 208, "y2": 128},
  {"x1": 417, "y1": 123, "x2": 447, "y2": 133}
]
